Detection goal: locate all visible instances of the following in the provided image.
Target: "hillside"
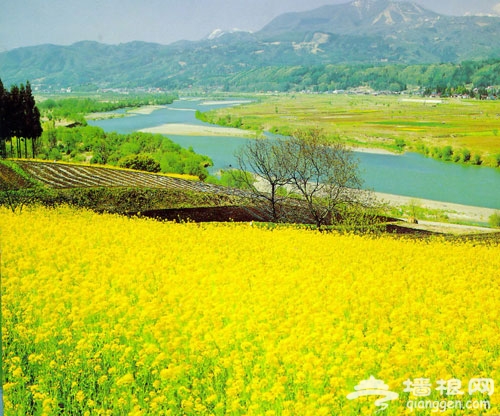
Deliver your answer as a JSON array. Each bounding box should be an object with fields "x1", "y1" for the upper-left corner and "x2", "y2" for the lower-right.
[
  {"x1": 0, "y1": 160, "x2": 275, "y2": 222},
  {"x1": 2, "y1": 0, "x2": 500, "y2": 90},
  {"x1": 1, "y1": 160, "x2": 498, "y2": 236}
]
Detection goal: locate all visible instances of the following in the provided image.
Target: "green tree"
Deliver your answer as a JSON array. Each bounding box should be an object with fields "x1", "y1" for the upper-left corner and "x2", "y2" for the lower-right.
[
  {"x1": 9, "y1": 85, "x2": 23, "y2": 157},
  {"x1": 118, "y1": 154, "x2": 161, "y2": 173},
  {"x1": 23, "y1": 82, "x2": 42, "y2": 158},
  {"x1": 0, "y1": 80, "x2": 42, "y2": 158},
  {"x1": 0, "y1": 79, "x2": 8, "y2": 158}
]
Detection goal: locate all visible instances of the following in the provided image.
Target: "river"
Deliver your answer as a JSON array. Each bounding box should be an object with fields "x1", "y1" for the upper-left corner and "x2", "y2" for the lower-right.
[{"x1": 88, "y1": 98, "x2": 500, "y2": 209}]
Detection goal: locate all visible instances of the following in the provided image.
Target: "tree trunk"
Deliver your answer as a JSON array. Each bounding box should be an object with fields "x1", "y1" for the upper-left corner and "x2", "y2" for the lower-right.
[{"x1": 0, "y1": 137, "x2": 6, "y2": 159}]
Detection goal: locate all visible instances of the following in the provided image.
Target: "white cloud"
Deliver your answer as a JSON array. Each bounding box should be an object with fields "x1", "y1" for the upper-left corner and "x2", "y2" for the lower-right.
[{"x1": 493, "y1": 3, "x2": 500, "y2": 15}]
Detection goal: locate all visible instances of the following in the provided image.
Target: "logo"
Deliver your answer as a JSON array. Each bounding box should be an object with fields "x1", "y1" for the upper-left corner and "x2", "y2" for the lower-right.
[
  {"x1": 346, "y1": 376, "x2": 494, "y2": 413},
  {"x1": 346, "y1": 376, "x2": 399, "y2": 412}
]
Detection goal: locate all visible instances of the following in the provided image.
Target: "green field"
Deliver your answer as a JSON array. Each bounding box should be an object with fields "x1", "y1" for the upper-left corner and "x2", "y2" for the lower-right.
[{"x1": 201, "y1": 94, "x2": 500, "y2": 167}]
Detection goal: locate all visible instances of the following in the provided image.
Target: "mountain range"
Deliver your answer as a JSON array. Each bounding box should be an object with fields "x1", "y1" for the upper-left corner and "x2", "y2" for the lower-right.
[{"x1": 1, "y1": 0, "x2": 500, "y2": 90}]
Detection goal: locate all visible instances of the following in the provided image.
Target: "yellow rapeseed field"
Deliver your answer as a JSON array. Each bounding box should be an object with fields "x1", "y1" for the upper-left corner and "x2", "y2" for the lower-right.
[{"x1": 1, "y1": 206, "x2": 499, "y2": 415}]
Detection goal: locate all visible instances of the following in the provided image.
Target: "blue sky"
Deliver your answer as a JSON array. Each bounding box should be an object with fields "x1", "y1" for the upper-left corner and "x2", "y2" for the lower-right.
[{"x1": 1, "y1": 0, "x2": 499, "y2": 52}]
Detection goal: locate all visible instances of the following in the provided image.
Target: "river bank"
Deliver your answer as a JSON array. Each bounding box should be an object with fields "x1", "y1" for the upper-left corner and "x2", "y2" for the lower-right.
[
  {"x1": 253, "y1": 175, "x2": 496, "y2": 230},
  {"x1": 374, "y1": 191, "x2": 497, "y2": 232}
]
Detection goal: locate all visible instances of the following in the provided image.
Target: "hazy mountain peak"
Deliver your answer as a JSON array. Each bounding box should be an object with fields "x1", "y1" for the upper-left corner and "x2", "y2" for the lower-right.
[
  {"x1": 257, "y1": 0, "x2": 440, "y2": 38},
  {"x1": 370, "y1": 0, "x2": 436, "y2": 25},
  {"x1": 349, "y1": 0, "x2": 439, "y2": 24},
  {"x1": 207, "y1": 29, "x2": 224, "y2": 39},
  {"x1": 352, "y1": 0, "x2": 381, "y2": 14},
  {"x1": 206, "y1": 28, "x2": 251, "y2": 40}
]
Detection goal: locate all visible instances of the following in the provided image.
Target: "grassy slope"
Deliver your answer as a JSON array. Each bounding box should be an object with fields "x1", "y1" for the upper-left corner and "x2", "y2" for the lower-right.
[{"x1": 202, "y1": 94, "x2": 500, "y2": 165}]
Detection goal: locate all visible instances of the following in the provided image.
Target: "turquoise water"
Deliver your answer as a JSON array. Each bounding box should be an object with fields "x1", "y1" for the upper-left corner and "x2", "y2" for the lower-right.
[{"x1": 89, "y1": 99, "x2": 500, "y2": 209}]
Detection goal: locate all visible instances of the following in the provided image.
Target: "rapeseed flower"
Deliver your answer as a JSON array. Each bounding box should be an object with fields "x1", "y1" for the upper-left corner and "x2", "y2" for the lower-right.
[{"x1": 1, "y1": 206, "x2": 499, "y2": 415}]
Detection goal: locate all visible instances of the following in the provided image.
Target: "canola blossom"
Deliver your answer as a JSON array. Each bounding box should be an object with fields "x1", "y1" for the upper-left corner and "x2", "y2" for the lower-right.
[{"x1": 1, "y1": 206, "x2": 499, "y2": 415}]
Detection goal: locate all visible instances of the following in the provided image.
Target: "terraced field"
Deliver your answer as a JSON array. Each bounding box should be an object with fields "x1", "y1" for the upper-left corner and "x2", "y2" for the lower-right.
[
  {"x1": 14, "y1": 160, "x2": 250, "y2": 198},
  {"x1": 1, "y1": 160, "x2": 273, "y2": 222}
]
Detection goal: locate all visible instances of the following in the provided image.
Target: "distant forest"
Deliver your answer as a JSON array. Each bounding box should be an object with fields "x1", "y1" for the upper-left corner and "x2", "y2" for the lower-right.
[
  {"x1": 219, "y1": 59, "x2": 500, "y2": 94},
  {"x1": 5, "y1": 56, "x2": 499, "y2": 95}
]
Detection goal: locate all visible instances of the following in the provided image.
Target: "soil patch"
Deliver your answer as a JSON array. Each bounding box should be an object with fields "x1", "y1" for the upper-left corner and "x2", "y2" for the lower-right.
[
  {"x1": 131, "y1": 206, "x2": 271, "y2": 223},
  {"x1": 0, "y1": 163, "x2": 32, "y2": 189}
]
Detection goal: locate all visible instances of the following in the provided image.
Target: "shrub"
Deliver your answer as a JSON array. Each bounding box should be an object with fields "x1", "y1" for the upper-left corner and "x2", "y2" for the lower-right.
[
  {"x1": 219, "y1": 169, "x2": 253, "y2": 189},
  {"x1": 90, "y1": 153, "x2": 106, "y2": 165},
  {"x1": 460, "y1": 148, "x2": 471, "y2": 163},
  {"x1": 441, "y1": 146, "x2": 453, "y2": 161},
  {"x1": 489, "y1": 211, "x2": 500, "y2": 228},
  {"x1": 395, "y1": 138, "x2": 406, "y2": 151},
  {"x1": 118, "y1": 154, "x2": 161, "y2": 173},
  {"x1": 48, "y1": 147, "x2": 62, "y2": 161},
  {"x1": 429, "y1": 146, "x2": 439, "y2": 158},
  {"x1": 407, "y1": 198, "x2": 423, "y2": 222},
  {"x1": 183, "y1": 159, "x2": 209, "y2": 181},
  {"x1": 493, "y1": 154, "x2": 500, "y2": 168}
]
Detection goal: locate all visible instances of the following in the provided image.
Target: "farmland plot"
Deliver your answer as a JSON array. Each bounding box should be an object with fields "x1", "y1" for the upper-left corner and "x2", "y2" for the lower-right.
[{"x1": 15, "y1": 161, "x2": 251, "y2": 198}]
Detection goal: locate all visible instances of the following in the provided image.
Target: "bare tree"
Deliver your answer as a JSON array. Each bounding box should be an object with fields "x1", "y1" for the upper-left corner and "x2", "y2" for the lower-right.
[
  {"x1": 284, "y1": 129, "x2": 366, "y2": 229},
  {"x1": 235, "y1": 137, "x2": 292, "y2": 222},
  {"x1": 236, "y1": 129, "x2": 374, "y2": 229}
]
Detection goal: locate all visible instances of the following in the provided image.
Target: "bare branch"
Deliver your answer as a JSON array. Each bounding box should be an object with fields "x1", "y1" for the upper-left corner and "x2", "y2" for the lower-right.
[{"x1": 235, "y1": 129, "x2": 376, "y2": 229}]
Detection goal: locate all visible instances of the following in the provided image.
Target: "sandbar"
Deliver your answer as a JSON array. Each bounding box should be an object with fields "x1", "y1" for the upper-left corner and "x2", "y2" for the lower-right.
[
  {"x1": 127, "y1": 105, "x2": 165, "y2": 115},
  {"x1": 200, "y1": 100, "x2": 253, "y2": 106},
  {"x1": 139, "y1": 123, "x2": 257, "y2": 137},
  {"x1": 351, "y1": 147, "x2": 399, "y2": 156},
  {"x1": 86, "y1": 105, "x2": 165, "y2": 120}
]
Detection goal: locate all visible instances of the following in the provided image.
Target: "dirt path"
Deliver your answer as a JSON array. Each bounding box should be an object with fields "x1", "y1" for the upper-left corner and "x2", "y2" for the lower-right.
[{"x1": 393, "y1": 220, "x2": 497, "y2": 235}]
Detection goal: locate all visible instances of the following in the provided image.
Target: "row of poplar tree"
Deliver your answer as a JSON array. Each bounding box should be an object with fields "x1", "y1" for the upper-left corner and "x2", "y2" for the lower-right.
[{"x1": 0, "y1": 79, "x2": 42, "y2": 159}]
